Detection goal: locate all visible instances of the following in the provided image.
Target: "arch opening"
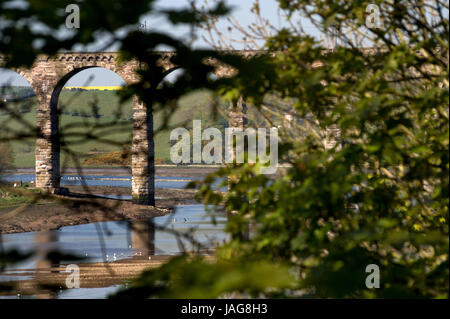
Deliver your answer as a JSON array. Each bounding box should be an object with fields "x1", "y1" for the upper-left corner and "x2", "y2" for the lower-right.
[
  {"x1": 50, "y1": 67, "x2": 130, "y2": 180},
  {"x1": 0, "y1": 68, "x2": 36, "y2": 170}
]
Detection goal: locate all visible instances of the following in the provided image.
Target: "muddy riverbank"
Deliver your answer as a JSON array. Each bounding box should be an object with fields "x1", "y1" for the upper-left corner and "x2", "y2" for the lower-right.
[
  {"x1": 0, "y1": 187, "x2": 199, "y2": 234},
  {"x1": 0, "y1": 254, "x2": 216, "y2": 297},
  {"x1": 0, "y1": 256, "x2": 171, "y2": 297}
]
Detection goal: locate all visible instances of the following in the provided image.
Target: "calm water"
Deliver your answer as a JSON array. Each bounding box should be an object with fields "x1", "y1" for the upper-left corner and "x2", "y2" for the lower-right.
[
  {"x1": 1, "y1": 204, "x2": 227, "y2": 267},
  {"x1": 0, "y1": 172, "x2": 228, "y2": 298},
  {"x1": 0, "y1": 205, "x2": 227, "y2": 299},
  {"x1": 1, "y1": 174, "x2": 226, "y2": 190},
  {"x1": 1, "y1": 174, "x2": 197, "y2": 189}
]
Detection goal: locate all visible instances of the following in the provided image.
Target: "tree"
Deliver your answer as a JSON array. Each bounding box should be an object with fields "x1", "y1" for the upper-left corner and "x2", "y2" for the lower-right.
[
  {"x1": 0, "y1": 0, "x2": 447, "y2": 298},
  {"x1": 0, "y1": 0, "x2": 265, "y2": 293},
  {"x1": 117, "y1": 0, "x2": 449, "y2": 298}
]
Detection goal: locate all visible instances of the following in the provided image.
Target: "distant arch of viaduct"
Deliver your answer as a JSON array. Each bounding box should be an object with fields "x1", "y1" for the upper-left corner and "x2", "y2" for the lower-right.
[{"x1": 1, "y1": 51, "x2": 251, "y2": 205}]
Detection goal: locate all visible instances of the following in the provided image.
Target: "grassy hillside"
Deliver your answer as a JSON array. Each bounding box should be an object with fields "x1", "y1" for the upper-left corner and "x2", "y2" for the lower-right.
[{"x1": 1, "y1": 89, "x2": 228, "y2": 168}]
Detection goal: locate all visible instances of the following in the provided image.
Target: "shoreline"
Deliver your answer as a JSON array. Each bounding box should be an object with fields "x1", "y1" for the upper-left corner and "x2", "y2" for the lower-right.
[
  {"x1": 0, "y1": 186, "x2": 201, "y2": 235},
  {"x1": 3, "y1": 166, "x2": 221, "y2": 177}
]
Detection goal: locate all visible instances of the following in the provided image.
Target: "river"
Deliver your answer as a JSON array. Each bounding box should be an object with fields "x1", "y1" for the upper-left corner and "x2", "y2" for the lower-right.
[{"x1": 0, "y1": 174, "x2": 228, "y2": 299}]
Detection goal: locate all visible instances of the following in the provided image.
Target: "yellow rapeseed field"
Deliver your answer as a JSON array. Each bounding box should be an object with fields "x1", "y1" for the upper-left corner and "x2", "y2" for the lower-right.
[{"x1": 63, "y1": 86, "x2": 123, "y2": 91}]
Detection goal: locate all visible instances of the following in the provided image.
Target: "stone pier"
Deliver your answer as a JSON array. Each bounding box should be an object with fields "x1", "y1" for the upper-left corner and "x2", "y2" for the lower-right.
[
  {"x1": 34, "y1": 70, "x2": 60, "y2": 189},
  {"x1": 132, "y1": 97, "x2": 155, "y2": 205}
]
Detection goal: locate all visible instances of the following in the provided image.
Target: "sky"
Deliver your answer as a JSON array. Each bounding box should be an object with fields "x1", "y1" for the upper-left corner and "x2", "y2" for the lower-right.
[{"x1": 0, "y1": 0, "x2": 320, "y2": 87}]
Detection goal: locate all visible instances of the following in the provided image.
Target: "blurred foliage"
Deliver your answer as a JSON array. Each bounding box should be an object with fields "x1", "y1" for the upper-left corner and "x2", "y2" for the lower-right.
[
  {"x1": 112, "y1": 256, "x2": 294, "y2": 299},
  {"x1": 0, "y1": 0, "x2": 448, "y2": 299},
  {"x1": 185, "y1": 0, "x2": 448, "y2": 298},
  {"x1": 0, "y1": 0, "x2": 286, "y2": 298},
  {"x1": 0, "y1": 249, "x2": 32, "y2": 271}
]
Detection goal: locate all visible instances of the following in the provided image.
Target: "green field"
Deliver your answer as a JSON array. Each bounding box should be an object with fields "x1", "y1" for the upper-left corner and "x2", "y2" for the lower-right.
[{"x1": 1, "y1": 89, "x2": 228, "y2": 168}]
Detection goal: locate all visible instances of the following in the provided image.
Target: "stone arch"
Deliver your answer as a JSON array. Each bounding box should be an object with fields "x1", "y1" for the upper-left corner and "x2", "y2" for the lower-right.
[
  {"x1": 36, "y1": 65, "x2": 132, "y2": 190},
  {"x1": 33, "y1": 62, "x2": 163, "y2": 206}
]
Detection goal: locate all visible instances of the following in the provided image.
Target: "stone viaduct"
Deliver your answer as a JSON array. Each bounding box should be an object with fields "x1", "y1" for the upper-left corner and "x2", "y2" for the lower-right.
[{"x1": 1, "y1": 51, "x2": 251, "y2": 205}]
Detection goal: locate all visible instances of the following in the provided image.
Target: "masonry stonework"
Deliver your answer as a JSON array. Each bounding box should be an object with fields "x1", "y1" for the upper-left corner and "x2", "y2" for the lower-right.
[
  {"x1": 2, "y1": 51, "x2": 253, "y2": 205},
  {"x1": 132, "y1": 96, "x2": 155, "y2": 205}
]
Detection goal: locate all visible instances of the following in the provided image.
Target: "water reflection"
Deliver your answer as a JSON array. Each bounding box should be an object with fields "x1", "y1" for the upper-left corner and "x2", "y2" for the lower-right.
[
  {"x1": 35, "y1": 231, "x2": 59, "y2": 299},
  {"x1": 35, "y1": 231, "x2": 59, "y2": 271},
  {"x1": 130, "y1": 220, "x2": 155, "y2": 257},
  {"x1": 1, "y1": 207, "x2": 227, "y2": 266},
  {"x1": 0, "y1": 205, "x2": 227, "y2": 299}
]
